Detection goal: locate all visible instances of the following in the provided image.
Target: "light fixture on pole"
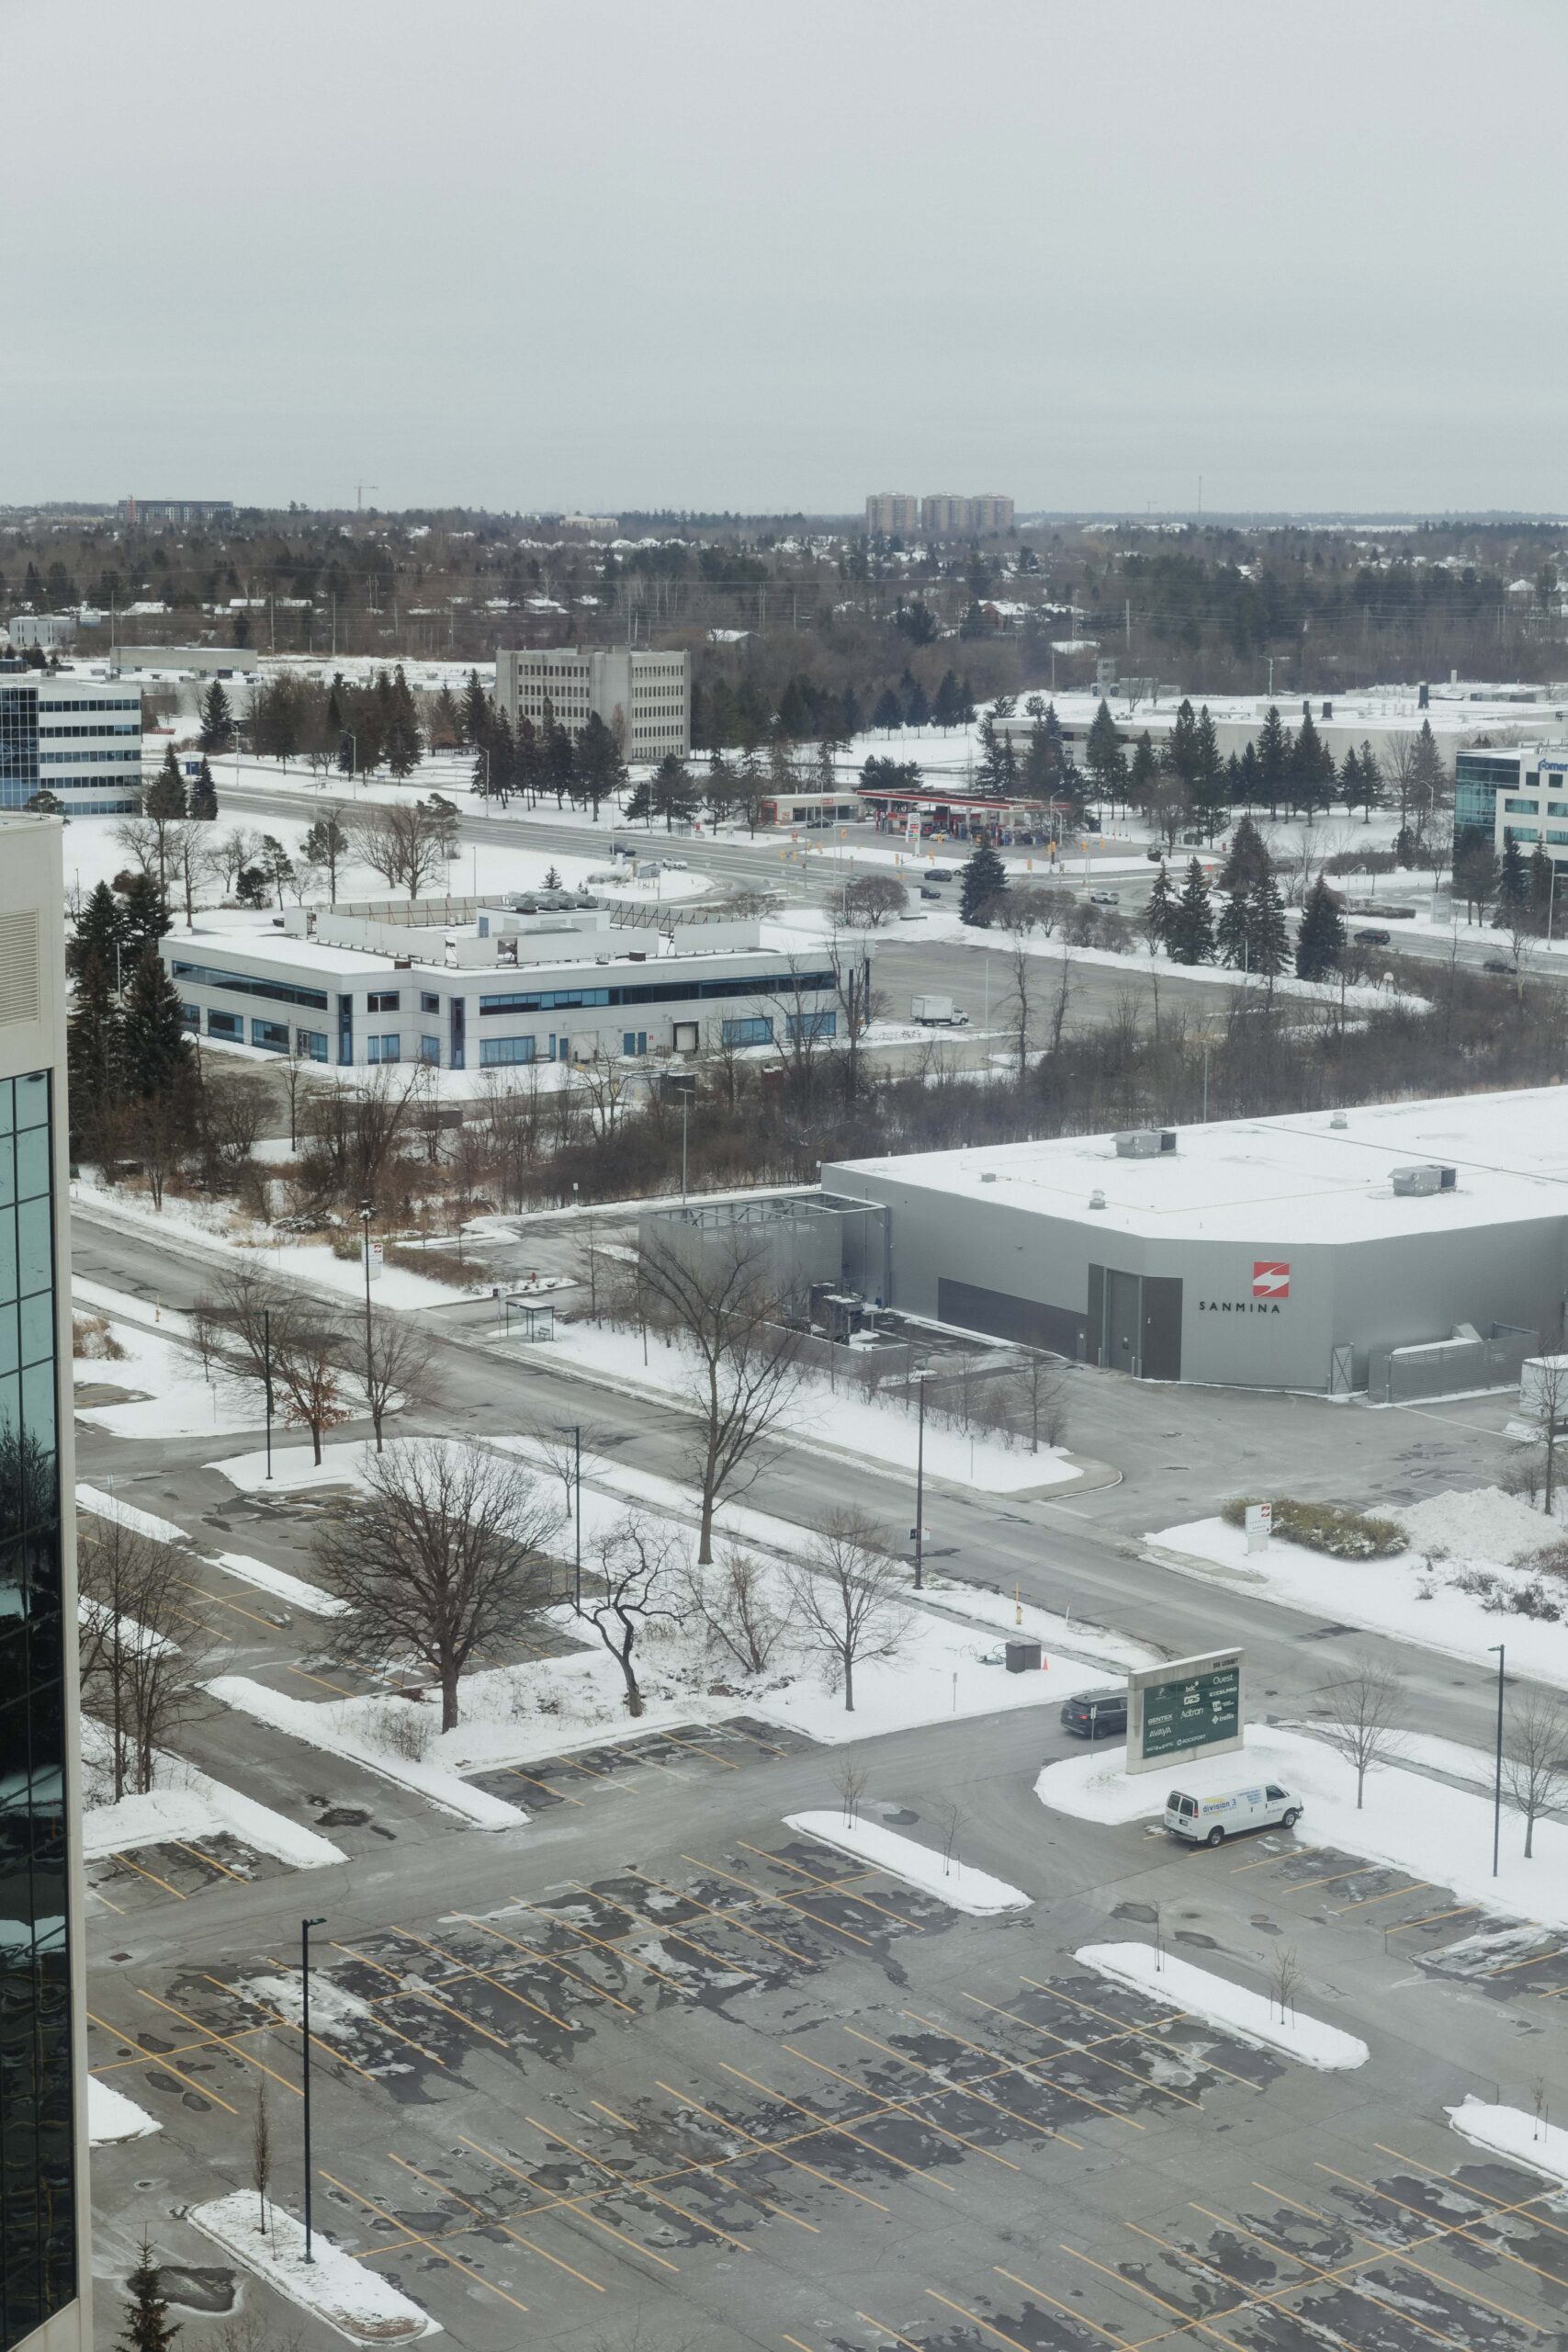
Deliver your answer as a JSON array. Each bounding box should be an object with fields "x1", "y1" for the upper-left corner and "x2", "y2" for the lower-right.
[{"x1": 300, "y1": 1916, "x2": 327, "y2": 2262}]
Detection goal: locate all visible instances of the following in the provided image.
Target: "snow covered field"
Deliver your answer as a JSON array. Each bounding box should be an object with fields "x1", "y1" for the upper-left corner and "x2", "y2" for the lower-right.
[
  {"x1": 1076, "y1": 1941, "x2": 1369, "y2": 2070},
  {"x1": 518, "y1": 1313, "x2": 1079, "y2": 1495},
  {"x1": 785, "y1": 1811, "x2": 1030, "y2": 1915},
  {"x1": 1037, "y1": 1723, "x2": 1568, "y2": 1928},
  {"x1": 73, "y1": 1300, "x2": 263, "y2": 1441},
  {"x1": 1146, "y1": 1492, "x2": 1568, "y2": 1690}
]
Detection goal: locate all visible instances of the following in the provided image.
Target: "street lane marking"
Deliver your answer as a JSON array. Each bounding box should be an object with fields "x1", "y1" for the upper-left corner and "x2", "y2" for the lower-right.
[
  {"x1": 111, "y1": 1850, "x2": 186, "y2": 1899},
  {"x1": 86, "y1": 2009, "x2": 238, "y2": 2115},
  {"x1": 509, "y1": 1894, "x2": 691, "y2": 1995},
  {"x1": 1371, "y1": 2140, "x2": 1568, "y2": 2245},
  {"x1": 924, "y1": 2288, "x2": 1040, "y2": 2351},
  {"x1": 134, "y1": 1985, "x2": 300, "y2": 2097},
  {"x1": 199, "y1": 1974, "x2": 378, "y2": 2084}
]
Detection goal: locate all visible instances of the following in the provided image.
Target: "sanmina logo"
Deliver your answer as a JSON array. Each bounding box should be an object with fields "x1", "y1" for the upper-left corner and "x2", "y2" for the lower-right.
[{"x1": 1252, "y1": 1261, "x2": 1291, "y2": 1299}]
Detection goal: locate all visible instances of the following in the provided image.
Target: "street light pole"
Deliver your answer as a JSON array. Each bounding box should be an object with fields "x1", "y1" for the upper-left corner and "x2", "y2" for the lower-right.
[
  {"x1": 263, "y1": 1306, "x2": 274, "y2": 1482},
  {"x1": 359, "y1": 1198, "x2": 374, "y2": 1439},
  {"x1": 913, "y1": 1369, "x2": 927, "y2": 1591},
  {"x1": 1490, "y1": 1643, "x2": 1506, "y2": 1876},
  {"x1": 573, "y1": 1423, "x2": 582, "y2": 1612},
  {"x1": 300, "y1": 1916, "x2": 326, "y2": 2261},
  {"x1": 681, "y1": 1096, "x2": 689, "y2": 1203}
]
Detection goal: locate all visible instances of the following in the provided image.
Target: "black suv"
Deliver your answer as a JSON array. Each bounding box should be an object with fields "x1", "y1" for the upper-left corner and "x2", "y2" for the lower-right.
[{"x1": 1060, "y1": 1690, "x2": 1127, "y2": 1738}]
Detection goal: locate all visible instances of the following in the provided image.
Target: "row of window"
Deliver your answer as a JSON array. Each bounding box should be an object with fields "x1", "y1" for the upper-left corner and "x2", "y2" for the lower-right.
[
  {"x1": 478, "y1": 967, "x2": 836, "y2": 1015},
  {"x1": 1502, "y1": 826, "x2": 1568, "y2": 846},
  {"x1": 1503, "y1": 796, "x2": 1568, "y2": 818},
  {"x1": 37, "y1": 722, "x2": 139, "y2": 739},
  {"x1": 38, "y1": 696, "x2": 139, "y2": 715},
  {"x1": 170, "y1": 960, "x2": 331, "y2": 1012},
  {"x1": 38, "y1": 748, "x2": 141, "y2": 764}
]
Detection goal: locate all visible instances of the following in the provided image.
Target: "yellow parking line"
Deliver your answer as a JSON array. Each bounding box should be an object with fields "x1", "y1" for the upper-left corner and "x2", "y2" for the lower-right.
[{"x1": 320, "y1": 2169, "x2": 529, "y2": 2315}]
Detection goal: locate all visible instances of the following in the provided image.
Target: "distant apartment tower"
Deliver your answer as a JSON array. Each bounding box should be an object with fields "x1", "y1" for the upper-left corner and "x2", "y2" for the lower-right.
[
  {"x1": 3, "y1": 619, "x2": 77, "y2": 654},
  {"x1": 920, "y1": 494, "x2": 1015, "y2": 537},
  {"x1": 494, "y1": 647, "x2": 690, "y2": 764},
  {"x1": 0, "y1": 815, "x2": 91, "y2": 2352},
  {"x1": 118, "y1": 497, "x2": 234, "y2": 527},
  {"x1": 0, "y1": 675, "x2": 142, "y2": 814},
  {"x1": 865, "y1": 493, "x2": 920, "y2": 537}
]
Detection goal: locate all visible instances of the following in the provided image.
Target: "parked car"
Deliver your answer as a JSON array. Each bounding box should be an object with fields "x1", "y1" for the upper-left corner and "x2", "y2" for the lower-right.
[
  {"x1": 1059, "y1": 1690, "x2": 1127, "y2": 1739},
  {"x1": 1145, "y1": 846, "x2": 1167, "y2": 862},
  {"x1": 1352, "y1": 926, "x2": 1391, "y2": 946},
  {"x1": 1165, "y1": 1782, "x2": 1302, "y2": 1847},
  {"x1": 1089, "y1": 888, "x2": 1121, "y2": 907},
  {"x1": 919, "y1": 884, "x2": 942, "y2": 900},
  {"x1": 1483, "y1": 956, "x2": 1513, "y2": 974}
]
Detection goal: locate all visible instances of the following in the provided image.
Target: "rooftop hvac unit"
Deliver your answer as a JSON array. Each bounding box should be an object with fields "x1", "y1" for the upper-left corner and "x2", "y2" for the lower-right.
[
  {"x1": 1113, "y1": 1130, "x2": 1161, "y2": 1159},
  {"x1": 1159, "y1": 1128, "x2": 1178, "y2": 1153},
  {"x1": 1391, "y1": 1163, "x2": 1455, "y2": 1197},
  {"x1": 979, "y1": 1170, "x2": 998, "y2": 1183},
  {"x1": 1330, "y1": 1112, "x2": 1348, "y2": 1128}
]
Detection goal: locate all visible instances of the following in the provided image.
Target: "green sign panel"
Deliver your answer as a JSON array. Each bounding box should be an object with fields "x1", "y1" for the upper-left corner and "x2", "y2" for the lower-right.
[{"x1": 1141, "y1": 1659, "x2": 1241, "y2": 1761}]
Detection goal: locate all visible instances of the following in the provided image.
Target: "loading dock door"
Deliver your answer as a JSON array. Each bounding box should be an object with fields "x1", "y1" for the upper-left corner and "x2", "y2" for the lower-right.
[
  {"x1": 1141, "y1": 1276, "x2": 1182, "y2": 1382},
  {"x1": 1105, "y1": 1269, "x2": 1141, "y2": 1374}
]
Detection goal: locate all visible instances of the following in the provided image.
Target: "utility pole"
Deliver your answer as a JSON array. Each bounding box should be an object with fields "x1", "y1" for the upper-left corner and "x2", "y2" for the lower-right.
[{"x1": 300, "y1": 1916, "x2": 326, "y2": 2261}]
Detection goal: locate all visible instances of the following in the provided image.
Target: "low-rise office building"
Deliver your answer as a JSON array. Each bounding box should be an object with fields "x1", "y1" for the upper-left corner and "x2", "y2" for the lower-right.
[
  {"x1": 162, "y1": 905, "x2": 852, "y2": 1071},
  {"x1": 663, "y1": 1088, "x2": 1568, "y2": 1398},
  {"x1": 494, "y1": 647, "x2": 690, "y2": 763},
  {"x1": 1454, "y1": 740, "x2": 1568, "y2": 872},
  {"x1": 0, "y1": 673, "x2": 142, "y2": 813}
]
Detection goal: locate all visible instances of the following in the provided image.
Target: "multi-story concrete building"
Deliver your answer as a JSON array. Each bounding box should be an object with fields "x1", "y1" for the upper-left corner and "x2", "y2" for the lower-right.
[
  {"x1": 2, "y1": 618, "x2": 77, "y2": 654},
  {"x1": 919, "y1": 494, "x2": 1015, "y2": 536},
  {"x1": 1453, "y1": 741, "x2": 1568, "y2": 881},
  {"x1": 163, "y1": 904, "x2": 852, "y2": 1071},
  {"x1": 0, "y1": 815, "x2": 91, "y2": 2352},
  {"x1": 865, "y1": 494, "x2": 920, "y2": 537},
  {"x1": 494, "y1": 647, "x2": 690, "y2": 764},
  {"x1": 0, "y1": 673, "x2": 142, "y2": 814},
  {"x1": 118, "y1": 498, "x2": 233, "y2": 527}
]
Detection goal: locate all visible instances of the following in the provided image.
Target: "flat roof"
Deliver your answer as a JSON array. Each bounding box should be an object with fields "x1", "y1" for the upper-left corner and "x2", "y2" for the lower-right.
[
  {"x1": 165, "y1": 926, "x2": 812, "y2": 981},
  {"x1": 827, "y1": 1086, "x2": 1568, "y2": 1247}
]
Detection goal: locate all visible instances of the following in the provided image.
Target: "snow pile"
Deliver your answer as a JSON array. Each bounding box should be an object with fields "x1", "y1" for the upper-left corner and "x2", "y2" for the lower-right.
[
  {"x1": 209, "y1": 1551, "x2": 349, "y2": 1617},
  {"x1": 1148, "y1": 1508, "x2": 1568, "y2": 1691},
  {"x1": 786, "y1": 1810, "x2": 1029, "y2": 1915},
  {"x1": 87, "y1": 2077, "x2": 160, "y2": 2144},
  {"x1": 1077, "y1": 1942, "x2": 1368, "y2": 2071},
  {"x1": 190, "y1": 2193, "x2": 437, "y2": 2344},
  {"x1": 209, "y1": 1442, "x2": 377, "y2": 1496},
  {"x1": 1038, "y1": 1724, "x2": 1568, "y2": 1928},
  {"x1": 81, "y1": 1721, "x2": 346, "y2": 1871},
  {"x1": 1395, "y1": 1486, "x2": 1554, "y2": 1565},
  {"x1": 1447, "y1": 2098, "x2": 1568, "y2": 2187},
  {"x1": 75, "y1": 1485, "x2": 186, "y2": 1546}
]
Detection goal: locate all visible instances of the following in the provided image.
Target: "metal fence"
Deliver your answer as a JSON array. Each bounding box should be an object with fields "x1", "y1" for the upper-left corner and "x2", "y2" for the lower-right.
[{"x1": 1366, "y1": 1322, "x2": 1540, "y2": 1405}]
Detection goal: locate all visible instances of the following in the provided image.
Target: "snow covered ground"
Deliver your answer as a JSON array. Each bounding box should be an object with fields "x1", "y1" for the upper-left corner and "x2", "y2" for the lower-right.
[
  {"x1": 190, "y1": 2192, "x2": 437, "y2": 2344},
  {"x1": 1037, "y1": 1724, "x2": 1568, "y2": 1928},
  {"x1": 74, "y1": 1485, "x2": 186, "y2": 1545},
  {"x1": 87, "y1": 2077, "x2": 160, "y2": 2145},
  {"x1": 73, "y1": 1307, "x2": 262, "y2": 1441},
  {"x1": 1077, "y1": 1942, "x2": 1368, "y2": 2070},
  {"x1": 81, "y1": 1719, "x2": 346, "y2": 1871},
  {"x1": 1447, "y1": 2098, "x2": 1568, "y2": 2188},
  {"x1": 515, "y1": 1314, "x2": 1079, "y2": 1494},
  {"x1": 1146, "y1": 1496, "x2": 1568, "y2": 1690},
  {"x1": 209, "y1": 1549, "x2": 348, "y2": 1617},
  {"x1": 786, "y1": 1810, "x2": 1030, "y2": 1915}
]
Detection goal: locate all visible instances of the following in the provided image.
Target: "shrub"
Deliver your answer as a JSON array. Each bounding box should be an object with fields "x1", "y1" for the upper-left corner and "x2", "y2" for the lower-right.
[
  {"x1": 73, "y1": 1311, "x2": 126, "y2": 1362},
  {"x1": 385, "y1": 1241, "x2": 473, "y2": 1287},
  {"x1": 1220, "y1": 1496, "x2": 1407, "y2": 1557},
  {"x1": 370, "y1": 1699, "x2": 435, "y2": 1760}
]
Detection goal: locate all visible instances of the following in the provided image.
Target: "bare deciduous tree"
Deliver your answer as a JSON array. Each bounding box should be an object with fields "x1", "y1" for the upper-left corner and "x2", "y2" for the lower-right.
[
  {"x1": 1524, "y1": 1355, "x2": 1568, "y2": 1516},
  {"x1": 831, "y1": 1758, "x2": 868, "y2": 1827},
  {"x1": 251, "y1": 2081, "x2": 272, "y2": 2236},
  {"x1": 353, "y1": 802, "x2": 448, "y2": 902},
  {"x1": 682, "y1": 1542, "x2": 789, "y2": 1676},
  {"x1": 1003, "y1": 937, "x2": 1034, "y2": 1083},
  {"x1": 1316, "y1": 1656, "x2": 1406, "y2": 1807},
  {"x1": 1502, "y1": 1690, "x2": 1568, "y2": 1859},
  {"x1": 582, "y1": 1511, "x2": 681, "y2": 1718},
  {"x1": 638, "y1": 1227, "x2": 806, "y2": 1563},
  {"x1": 77, "y1": 1510, "x2": 209, "y2": 1798},
  {"x1": 785, "y1": 1507, "x2": 910, "y2": 1713},
  {"x1": 361, "y1": 1307, "x2": 433, "y2": 1452},
  {"x1": 314, "y1": 1440, "x2": 559, "y2": 1728},
  {"x1": 837, "y1": 873, "x2": 907, "y2": 928},
  {"x1": 1010, "y1": 1349, "x2": 1069, "y2": 1454},
  {"x1": 1269, "y1": 1944, "x2": 1303, "y2": 2028}
]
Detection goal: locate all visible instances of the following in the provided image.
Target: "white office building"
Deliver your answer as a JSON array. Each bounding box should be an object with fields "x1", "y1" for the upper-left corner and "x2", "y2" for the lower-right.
[
  {"x1": 494, "y1": 647, "x2": 690, "y2": 764},
  {"x1": 162, "y1": 904, "x2": 850, "y2": 1071},
  {"x1": 0, "y1": 673, "x2": 142, "y2": 814},
  {"x1": 0, "y1": 815, "x2": 91, "y2": 2352}
]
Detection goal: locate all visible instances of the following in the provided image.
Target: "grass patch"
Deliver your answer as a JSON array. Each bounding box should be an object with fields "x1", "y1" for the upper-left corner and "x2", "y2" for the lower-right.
[{"x1": 1220, "y1": 1495, "x2": 1407, "y2": 1558}]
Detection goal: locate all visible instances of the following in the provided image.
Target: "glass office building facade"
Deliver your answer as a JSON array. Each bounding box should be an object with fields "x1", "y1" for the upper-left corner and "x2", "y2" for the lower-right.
[{"x1": 0, "y1": 1070, "x2": 73, "y2": 2351}]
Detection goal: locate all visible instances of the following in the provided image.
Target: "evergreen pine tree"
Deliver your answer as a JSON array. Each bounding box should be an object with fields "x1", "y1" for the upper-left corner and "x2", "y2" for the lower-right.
[
  {"x1": 121, "y1": 952, "x2": 193, "y2": 1101},
  {"x1": 1085, "y1": 697, "x2": 1121, "y2": 796},
  {"x1": 959, "y1": 842, "x2": 1008, "y2": 927},
  {"x1": 1235, "y1": 741, "x2": 1262, "y2": 808},
  {"x1": 1495, "y1": 831, "x2": 1529, "y2": 924},
  {"x1": 931, "y1": 671, "x2": 963, "y2": 730},
  {"x1": 1409, "y1": 718, "x2": 1445, "y2": 832},
  {"x1": 959, "y1": 676, "x2": 976, "y2": 724},
  {"x1": 118, "y1": 874, "x2": 171, "y2": 957},
  {"x1": 1294, "y1": 875, "x2": 1346, "y2": 979},
  {"x1": 1167, "y1": 698, "x2": 1201, "y2": 786},
  {"x1": 623, "y1": 775, "x2": 654, "y2": 825},
  {"x1": 302, "y1": 812, "x2": 349, "y2": 906},
  {"x1": 874, "y1": 686, "x2": 903, "y2": 734},
  {"x1": 1248, "y1": 872, "x2": 1290, "y2": 976},
  {"x1": 461, "y1": 670, "x2": 488, "y2": 748},
  {"x1": 1529, "y1": 842, "x2": 1555, "y2": 930},
  {"x1": 1338, "y1": 747, "x2": 1362, "y2": 818},
  {"x1": 384, "y1": 666, "x2": 423, "y2": 777},
  {"x1": 576, "y1": 712, "x2": 624, "y2": 820},
  {"x1": 430, "y1": 684, "x2": 461, "y2": 748},
  {"x1": 68, "y1": 879, "x2": 128, "y2": 981},
  {"x1": 1358, "y1": 741, "x2": 1383, "y2": 820},
  {"x1": 840, "y1": 686, "x2": 863, "y2": 740},
  {"x1": 145, "y1": 746, "x2": 187, "y2": 822},
  {"x1": 650, "y1": 754, "x2": 697, "y2": 831},
  {"x1": 1128, "y1": 731, "x2": 1158, "y2": 812},
  {"x1": 118, "y1": 2233, "x2": 181, "y2": 2352},
  {"x1": 903, "y1": 675, "x2": 931, "y2": 728},
  {"x1": 1142, "y1": 860, "x2": 1177, "y2": 953},
  {"x1": 1217, "y1": 811, "x2": 1270, "y2": 897},
  {"x1": 1215, "y1": 889, "x2": 1250, "y2": 969},
  {"x1": 197, "y1": 681, "x2": 232, "y2": 752},
  {"x1": 66, "y1": 954, "x2": 124, "y2": 1158},
  {"x1": 1167, "y1": 859, "x2": 1215, "y2": 965},
  {"x1": 1256, "y1": 704, "x2": 1288, "y2": 813},
  {"x1": 187, "y1": 758, "x2": 218, "y2": 820}
]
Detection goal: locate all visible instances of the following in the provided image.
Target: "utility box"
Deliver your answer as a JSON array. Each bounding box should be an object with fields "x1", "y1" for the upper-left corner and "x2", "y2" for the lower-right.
[{"x1": 1005, "y1": 1639, "x2": 1042, "y2": 1674}]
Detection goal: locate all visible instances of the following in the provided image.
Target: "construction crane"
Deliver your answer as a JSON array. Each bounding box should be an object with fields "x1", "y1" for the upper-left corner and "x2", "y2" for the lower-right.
[{"x1": 354, "y1": 481, "x2": 378, "y2": 512}]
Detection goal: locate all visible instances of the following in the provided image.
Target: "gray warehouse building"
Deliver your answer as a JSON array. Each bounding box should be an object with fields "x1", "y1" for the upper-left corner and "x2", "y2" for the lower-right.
[{"x1": 781, "y1": 1090, "x2": 1568, "y2": 1397}]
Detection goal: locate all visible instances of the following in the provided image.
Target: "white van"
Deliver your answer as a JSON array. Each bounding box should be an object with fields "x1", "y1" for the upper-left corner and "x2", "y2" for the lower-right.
[{"x1": 1165, "y1": 1782, "x2": 1302, "y2": 1847}]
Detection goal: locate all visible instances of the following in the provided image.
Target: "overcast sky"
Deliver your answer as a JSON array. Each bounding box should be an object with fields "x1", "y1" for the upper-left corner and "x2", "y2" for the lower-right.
[{"x1": 3, "y1": 0, "x2": 1561, "y2": 516}]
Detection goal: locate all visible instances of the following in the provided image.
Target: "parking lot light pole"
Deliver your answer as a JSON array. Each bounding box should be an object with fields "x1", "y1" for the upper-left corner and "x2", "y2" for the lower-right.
[
  {"x1": 574, "y1": 1424, "x2": 582, "y2": 1611},
  {"x1": 264, "y1": 1306, "x2": 274, "y2": 1482},
  {"x1": 301, "y1": 1916, "x2": 326, "y2": 2260},
  {"x1": 1490, "y1": 1643, "x2": 1506, "y2": 1876},
  {"x1": 912, "y1": 1369, "x2": 928, "y2": 1591},
  {"x1": 359, "y1": 1198, "x2": 374, "y2": 1429}
]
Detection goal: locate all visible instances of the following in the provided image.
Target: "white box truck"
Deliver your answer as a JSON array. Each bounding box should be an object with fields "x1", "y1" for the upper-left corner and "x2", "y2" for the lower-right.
[{"x1": 911, "y1": 993, "x2": 967, "y2": 1027}]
